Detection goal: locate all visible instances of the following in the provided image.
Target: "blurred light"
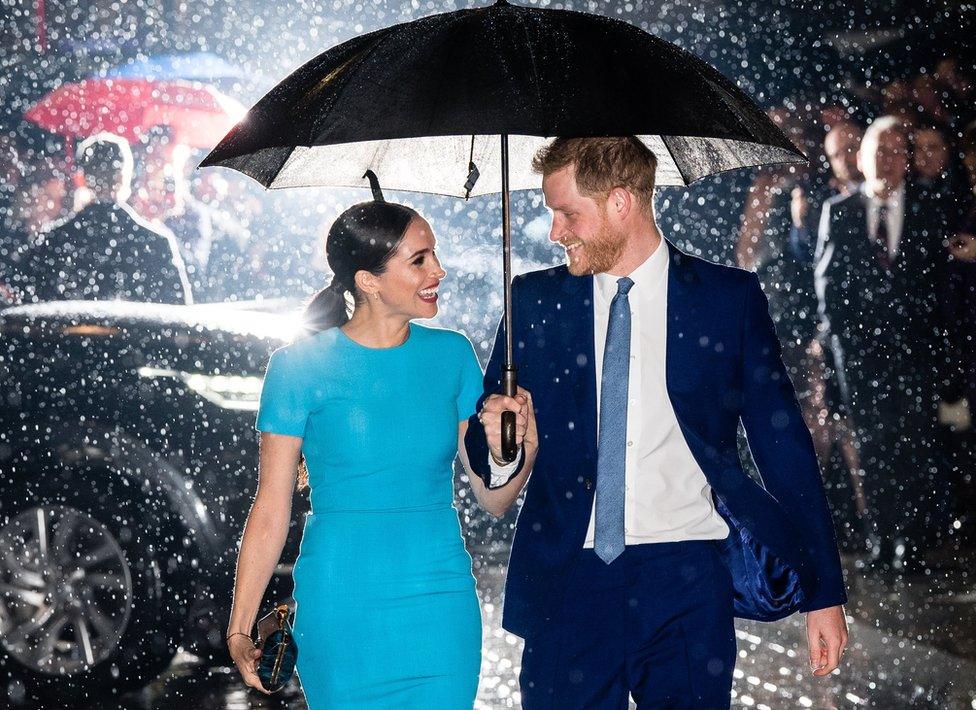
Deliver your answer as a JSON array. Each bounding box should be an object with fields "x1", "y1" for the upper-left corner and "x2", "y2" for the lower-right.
[
  {"x1": 62, "y1": 324, "x2": 120, "y2": 336},
  {"x1": 138, "y1": 366, "x2": 263, "y2": 410}
]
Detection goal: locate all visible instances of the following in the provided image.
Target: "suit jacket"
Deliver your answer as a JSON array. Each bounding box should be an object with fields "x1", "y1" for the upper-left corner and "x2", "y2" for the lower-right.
[
  {"x1": 813, "y1": 185, "x2": 949, "y2": 413},
  {"x1": 464, "y1": 240, "x2": 847, "y2": 641},
  {"x1": 26, "y1": 201, "x2": 192, "y2": 305}
]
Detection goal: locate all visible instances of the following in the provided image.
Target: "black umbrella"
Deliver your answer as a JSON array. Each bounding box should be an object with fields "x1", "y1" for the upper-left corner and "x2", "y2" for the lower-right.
[{"x1": 200, "y1": 0, "x2": 805, "y2": 460}]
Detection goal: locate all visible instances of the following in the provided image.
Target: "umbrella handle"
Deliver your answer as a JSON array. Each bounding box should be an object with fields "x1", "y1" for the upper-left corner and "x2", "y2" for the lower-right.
[{"x1": 500, "y1": 364, "x2": 519, "y2": 462}]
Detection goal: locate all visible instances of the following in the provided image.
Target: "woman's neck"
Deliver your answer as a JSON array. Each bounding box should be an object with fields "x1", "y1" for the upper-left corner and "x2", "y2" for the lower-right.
[{"x1": 341, "y1": 310, "x2": 411, "y2": 348}]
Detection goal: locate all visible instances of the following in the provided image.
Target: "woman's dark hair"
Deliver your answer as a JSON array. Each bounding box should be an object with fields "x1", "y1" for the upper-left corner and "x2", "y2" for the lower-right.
[{"x1": 301, "y1": 200, "x2": 419, "y2": 335}]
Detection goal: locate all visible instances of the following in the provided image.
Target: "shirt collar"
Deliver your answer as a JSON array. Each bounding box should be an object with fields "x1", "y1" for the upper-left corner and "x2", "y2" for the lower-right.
[{"x1": 594, "y1": 237, "x2": 668, "y2": 298}]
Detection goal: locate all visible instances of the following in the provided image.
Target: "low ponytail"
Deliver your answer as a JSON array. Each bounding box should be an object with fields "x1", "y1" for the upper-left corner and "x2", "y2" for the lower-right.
[{"x1": 301, "y1": 278, "x2": 351, "y2": 335}]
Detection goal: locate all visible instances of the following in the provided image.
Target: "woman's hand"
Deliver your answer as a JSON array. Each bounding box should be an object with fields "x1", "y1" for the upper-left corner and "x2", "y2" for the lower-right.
[
  {"x1": 226, "y1": 432, "x2": 300, "y2": 696},
  {"x1": 228, "y1": 634, "x2": 270, "y2": 695}
]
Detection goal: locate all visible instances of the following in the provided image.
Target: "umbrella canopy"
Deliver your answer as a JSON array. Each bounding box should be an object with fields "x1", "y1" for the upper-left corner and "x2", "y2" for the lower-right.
[
  {"x1": 200, "y1": 0, "x2": 806, "y2": 461},
  {"x1": 200, "y1": 0, "x2": 804, "y2": 196},
  {"x1": 101, "y1": 52, "x2": 252, "y2": 84},
  {"x1": 25, "y1": 78, "x2": 246, "y2": 150}
]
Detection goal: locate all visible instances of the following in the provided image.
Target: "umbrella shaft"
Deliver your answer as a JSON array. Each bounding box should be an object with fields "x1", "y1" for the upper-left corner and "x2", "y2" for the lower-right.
[{"x1": 501, "y1": 134, "x2": 513, "y2": 367}]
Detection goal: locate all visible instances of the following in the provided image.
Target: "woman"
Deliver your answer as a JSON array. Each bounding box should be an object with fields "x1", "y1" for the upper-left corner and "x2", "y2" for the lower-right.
[{"x1": 226, "y1": 199, "x2": 537, "y2": 708}]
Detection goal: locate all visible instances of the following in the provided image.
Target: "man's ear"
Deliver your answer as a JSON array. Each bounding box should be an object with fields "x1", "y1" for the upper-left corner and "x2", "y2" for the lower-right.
[{"x1": 607, "y1": 186, "x2": 632, "y2": 222}]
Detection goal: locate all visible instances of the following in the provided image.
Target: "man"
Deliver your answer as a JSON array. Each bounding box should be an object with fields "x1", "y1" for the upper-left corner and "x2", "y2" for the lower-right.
[
  {"x1": 786, "y1": 121, "x2": 864, "y2": 272},
  {"x1": 912, "y1": 124, "x2": 959, "y2": 212},
  {"x1": 465, "y1": 137, "x2": 848, "y2": 708},
  {"x1": 814, "y1": 116, "x2": 951, "y2": 574},
  {"x1": 784, "y1": 120, "x2": 868, "y2": 533},
  {"x1": 823, "y1": 121, "x2": 864, "y2": 197},
  {"x1": 26, "y1": 132, "x2": 192, "y2": 305},
  {"x1": 0, "y1": 157, "x2": 68, "y2": 304}
]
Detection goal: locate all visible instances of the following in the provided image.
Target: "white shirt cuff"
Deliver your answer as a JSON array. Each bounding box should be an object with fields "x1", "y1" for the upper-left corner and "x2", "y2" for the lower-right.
[{"x1": 488, "y1": 445, "x2": 523, "y2": 488}]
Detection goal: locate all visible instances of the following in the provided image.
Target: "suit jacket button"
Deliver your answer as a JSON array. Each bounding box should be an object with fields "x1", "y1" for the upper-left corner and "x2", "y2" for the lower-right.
[{"x1": 584, "y1": 478, "x2": 593, "y2": 490}]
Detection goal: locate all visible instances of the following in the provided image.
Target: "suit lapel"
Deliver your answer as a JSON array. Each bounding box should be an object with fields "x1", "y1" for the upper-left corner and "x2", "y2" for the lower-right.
[
  {"x1": 664, "y1": 239, "x2": 704, "y2": 403},
  {"x1": 559, "y1": 271, "x2": 597, "y2": 464}
]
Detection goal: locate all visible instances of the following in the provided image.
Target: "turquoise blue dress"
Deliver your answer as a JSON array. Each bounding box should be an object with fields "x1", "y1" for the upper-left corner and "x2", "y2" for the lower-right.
[{"x1": 254, "y1": 321, "x2": 485, "y2": 708}]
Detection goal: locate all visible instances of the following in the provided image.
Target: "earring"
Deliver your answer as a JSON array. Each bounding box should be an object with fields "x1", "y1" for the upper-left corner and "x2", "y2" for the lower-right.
[{"x1": 373, "y1": 292, "x2": 380, "y2": 300}]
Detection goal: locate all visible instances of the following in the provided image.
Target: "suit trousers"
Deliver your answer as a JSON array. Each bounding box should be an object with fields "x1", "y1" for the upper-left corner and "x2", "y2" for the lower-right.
[{"x1": 519, "y1": 539, "x2": 736, "y2": 710}]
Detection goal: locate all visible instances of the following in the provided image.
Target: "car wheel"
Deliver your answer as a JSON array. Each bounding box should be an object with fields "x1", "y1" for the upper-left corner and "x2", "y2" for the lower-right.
[{"x1": 0, "y1": 451, "x2": 189, "y2": 702}]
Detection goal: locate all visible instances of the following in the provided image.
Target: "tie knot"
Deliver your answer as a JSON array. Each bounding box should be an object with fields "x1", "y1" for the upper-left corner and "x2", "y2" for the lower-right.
[{"x1": 616, "y1": 277, "x2": 634, "y2": 296}]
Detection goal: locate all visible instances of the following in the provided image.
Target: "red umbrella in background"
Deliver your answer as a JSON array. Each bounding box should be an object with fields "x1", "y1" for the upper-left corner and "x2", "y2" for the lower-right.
[{"x1": 24, "y1": 78, "x2": 246, "y2": 149}]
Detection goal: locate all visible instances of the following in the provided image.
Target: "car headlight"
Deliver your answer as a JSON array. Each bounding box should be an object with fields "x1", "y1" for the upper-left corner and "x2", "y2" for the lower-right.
[{"x1": 138, "y1": 367, "x2": 263, "y2": 410}]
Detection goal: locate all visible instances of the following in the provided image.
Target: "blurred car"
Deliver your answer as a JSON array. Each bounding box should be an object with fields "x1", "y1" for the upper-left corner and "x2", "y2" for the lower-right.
[{"x1": 0, "y1": 298, "x2": 310, "y2": 701}]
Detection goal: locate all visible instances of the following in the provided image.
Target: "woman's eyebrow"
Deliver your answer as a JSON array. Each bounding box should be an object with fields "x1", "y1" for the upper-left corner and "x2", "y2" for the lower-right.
[{"x1": 407, "y1": 247, "x2": 431, "y2": 259}]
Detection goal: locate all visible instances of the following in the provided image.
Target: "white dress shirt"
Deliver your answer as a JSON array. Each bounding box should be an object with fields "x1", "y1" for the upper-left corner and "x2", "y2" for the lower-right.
[
  {"x1": 864, "y1": 182, "x2": 905, "y2": 259},
  {"x1": 490, "y1": 240, "x2": 729, "y2": 545}
]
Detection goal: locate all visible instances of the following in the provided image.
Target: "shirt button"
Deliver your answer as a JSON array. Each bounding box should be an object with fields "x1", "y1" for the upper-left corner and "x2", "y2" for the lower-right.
[
  {"x1": 583, "y1": 478, "x2": 593, "y2": 490},
  {"x1": 627, "y1": 441, "x2": 633, "y2": 447},
  {"x1": 630, "y1": 355, "x2": 636, "y2": 360}
]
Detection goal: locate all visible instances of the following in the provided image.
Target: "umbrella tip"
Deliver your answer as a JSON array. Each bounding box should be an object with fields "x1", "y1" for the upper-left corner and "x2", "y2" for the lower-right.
[{"x1": 363, "y1": 169, "x2": 385, "y2": 202}]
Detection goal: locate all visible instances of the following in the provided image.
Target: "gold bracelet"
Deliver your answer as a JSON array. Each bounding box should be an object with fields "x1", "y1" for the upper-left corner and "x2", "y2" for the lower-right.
[{"x1": 226, "y1": 631, "x2": 254, "y2": 645}]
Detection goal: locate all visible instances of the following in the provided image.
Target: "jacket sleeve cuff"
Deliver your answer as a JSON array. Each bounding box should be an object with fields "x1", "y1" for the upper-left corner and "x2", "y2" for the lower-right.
[
  {"x1": 799, "y1": 587, "x2": 849, "y2": 613},
  {"x1": 488, "y1": 445, "x2": 523, "y2": 488}
]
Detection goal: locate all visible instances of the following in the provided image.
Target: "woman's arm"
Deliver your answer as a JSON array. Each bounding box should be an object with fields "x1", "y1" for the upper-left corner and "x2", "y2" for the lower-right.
[
  {"x1": 226, "y1": 432, "x2": 302, "y2": 691},
  {"x1": 457, "y1": 387, "x2": 537, "y2": 518}
]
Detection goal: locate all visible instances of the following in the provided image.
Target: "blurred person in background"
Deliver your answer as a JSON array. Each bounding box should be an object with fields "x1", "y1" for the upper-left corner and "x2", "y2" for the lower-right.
[
  {"x1": 934, "y1": 58, "x2": 976, "y2": 129},
  {"x1": 823, "y1": 121, "x2": 864, "y2": 197},
  {"x1": 0, "y1": 157, "x2": 68, "y2": 304},
  {"x1": 131, "y1": 125, "x2": 183, "y2": 224},
  {"x1": 740, "y1": 112, "x2": 867, "y2": 545},
  {"x1": 204, "y1": 172, "x2": 268, "y2": 301},
  {"x1": 735, "y1": 109, "x2": 819, "y2": 346},
  {"x1": 910, "y1": 74, "x2": 953, "y2": 129},
  {"x1": 24, "y1": 132, "x2": 192, "y2": 305},
  {"x1": 815, "y1": 115, "x2": 953, "y2": 576},
  {"x1": 132, "y1": 125, "x2": 210, "y2": 295},
  {"x1": 912, "y1": 124, "x2": 957, "y2": 206},
  {"x1": 942, "y1": 206, "x2": 976, "y2": 543},
  {"x1": 961, "y1": 121, "x2": 976, "y2": 200},
  {"x1": 0, "y1": 134, "x2": 20, "y2": 220},
  {"x1": 164, "y1": 143, "x2": 213, "y2": 296},
  {"x1": 881, "y1": 78, "x2": 913, "y2": 123}
]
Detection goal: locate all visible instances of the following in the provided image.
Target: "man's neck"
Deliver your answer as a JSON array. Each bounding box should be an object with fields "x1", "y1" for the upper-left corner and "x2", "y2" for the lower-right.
[{"x1": 605, "y1": 220, "x2": 663, "y2": 277}]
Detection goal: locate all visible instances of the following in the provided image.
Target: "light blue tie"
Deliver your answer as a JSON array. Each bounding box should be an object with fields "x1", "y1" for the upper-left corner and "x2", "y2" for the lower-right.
[{"x1": 595, "y1": 276, "x2": 634, "y2": 564}]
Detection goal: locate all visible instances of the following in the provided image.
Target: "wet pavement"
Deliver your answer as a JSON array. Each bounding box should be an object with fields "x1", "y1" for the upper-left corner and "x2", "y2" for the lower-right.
[{"x1": 11, "y1": 554, "x2": 976, "y2": 709}]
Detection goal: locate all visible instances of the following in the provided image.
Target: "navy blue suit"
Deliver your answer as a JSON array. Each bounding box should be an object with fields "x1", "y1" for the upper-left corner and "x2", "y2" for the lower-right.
[{"x1": 464, "y1": 240, "x2": 847, "y2": 702}]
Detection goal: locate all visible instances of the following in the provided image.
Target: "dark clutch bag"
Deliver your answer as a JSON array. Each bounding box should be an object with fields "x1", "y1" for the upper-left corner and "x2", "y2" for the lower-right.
[{"x1": 256, "y1": 602, "x2": 298, "y2": 693}]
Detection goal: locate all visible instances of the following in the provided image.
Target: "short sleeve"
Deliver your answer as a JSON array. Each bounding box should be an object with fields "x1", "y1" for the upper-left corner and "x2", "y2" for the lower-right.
[
  {"x1": 456, "y1": 334, "x2": 485, "y2": 422},
  {"x1": 255, "y1": 348, "x2": 311, "y2": 438}
]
